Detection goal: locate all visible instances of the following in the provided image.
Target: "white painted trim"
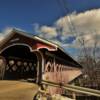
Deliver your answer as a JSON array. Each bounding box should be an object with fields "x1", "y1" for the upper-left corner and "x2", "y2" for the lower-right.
[
  {"x1": 11, "y1": 28, "x2": 57, "y2": 49},
  {"x1": 0, "y1": 43, "x2": 57, "y2": 55},
  {"x1": 38, "y1": 51, "x2": 45, "y2": 80},
  {"x1": 15, "y1": 31, "x2": 58, "y2": 50},
  {"x1": 0, "y1": 43, "x2": 33, "y2": 54},
  {"x1": 38, "y1": 51, "x2": 44, "y2": 73},
  {"x1": 34, "y1": 36, "x2": 58, "y2": 48},
  {"x1": 12, "y1": 29, "x2": 58, "y2": 50},
  {"x1": 36, "y1": 47, "x2": 57, "y2": 51}
]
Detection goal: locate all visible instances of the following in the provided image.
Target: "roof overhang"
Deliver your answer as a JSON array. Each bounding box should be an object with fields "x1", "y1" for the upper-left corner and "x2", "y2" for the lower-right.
[{"x1": 0, "y1": 29, "x2": 57, "y2": 53}]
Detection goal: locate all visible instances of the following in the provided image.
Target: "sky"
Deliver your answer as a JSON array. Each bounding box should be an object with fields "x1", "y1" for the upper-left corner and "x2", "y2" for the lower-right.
[
  {"x1": 0, "y1": 0, "x2": 100, "y2": 32},
  {"x1": 0, "y1": 0, "x2": 100, "y2": 58}
]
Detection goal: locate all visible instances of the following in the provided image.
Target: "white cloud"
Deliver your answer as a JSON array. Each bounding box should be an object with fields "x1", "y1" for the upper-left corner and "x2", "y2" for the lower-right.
[
  {"x1": 39, "y1": 26, "x2": 57, "y2": 38},
  {"x1": 1, "y1": 9, "x2": 100, "y2": 58},
  {"x1": 36, "y1": 9, "x2": 100, "y2": 50},
  {"x1": 3, "y1": 27, "x2": 12, "y2": 34},
  {"x1": 56, "y1": 9, "x2": 100, "y2": 48},
  {"x1": 0, "y1": 27, "x2": 27, "y2": 42},
  {"x1": 0, "y1": 34, "x2": 4, "y2": 41},
  {"x1": 0, "y1": 27, "x2": 13, "y2": 41}
]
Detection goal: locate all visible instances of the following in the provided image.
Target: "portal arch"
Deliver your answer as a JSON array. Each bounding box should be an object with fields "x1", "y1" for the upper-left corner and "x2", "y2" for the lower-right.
[{"x1": 0, "y1": 44, "x2": 39, "y2": 82}]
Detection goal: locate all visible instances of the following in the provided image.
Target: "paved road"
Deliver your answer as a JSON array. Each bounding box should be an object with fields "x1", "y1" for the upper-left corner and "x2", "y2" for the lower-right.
[{"x1": 0, "y1": 80, "x2": 38, "y2": 100}]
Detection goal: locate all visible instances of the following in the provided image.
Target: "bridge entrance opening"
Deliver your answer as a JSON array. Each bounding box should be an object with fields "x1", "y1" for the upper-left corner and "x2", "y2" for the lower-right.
[{"x1": 0, "y1": 45, "x2": 38, "y2": 82}]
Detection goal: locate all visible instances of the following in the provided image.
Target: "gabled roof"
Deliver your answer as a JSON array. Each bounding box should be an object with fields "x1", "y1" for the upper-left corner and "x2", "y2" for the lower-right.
[{"x1": 0, "y1": 28, "x2": 82, "y2": 68}]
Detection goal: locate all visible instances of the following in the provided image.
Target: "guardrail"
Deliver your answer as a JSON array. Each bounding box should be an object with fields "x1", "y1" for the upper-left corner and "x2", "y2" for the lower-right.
[{"x1": 42, "y1": 80, "x2": 100, "y2": 97}]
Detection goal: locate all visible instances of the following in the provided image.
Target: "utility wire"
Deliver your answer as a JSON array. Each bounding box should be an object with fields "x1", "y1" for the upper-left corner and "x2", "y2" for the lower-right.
[{"x1": 56, "y1": 0, "x2": 89, "y2": 58}]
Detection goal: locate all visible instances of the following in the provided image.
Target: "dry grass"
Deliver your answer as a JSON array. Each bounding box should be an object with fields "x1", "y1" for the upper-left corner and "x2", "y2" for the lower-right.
[{"x1": 0, "y1": 80, "x2": 39, "y2": 100}]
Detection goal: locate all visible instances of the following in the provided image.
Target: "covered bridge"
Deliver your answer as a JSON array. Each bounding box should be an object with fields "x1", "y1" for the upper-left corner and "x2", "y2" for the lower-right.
[{"x1": 0, "y1": 29, "x2": 82, "y2": 86}]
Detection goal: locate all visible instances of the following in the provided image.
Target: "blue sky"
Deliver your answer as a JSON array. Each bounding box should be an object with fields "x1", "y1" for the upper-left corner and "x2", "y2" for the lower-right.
[
  {"x1": 0, "y1": 0, "x2": 100, "y2": 58},
  {"x1": 0, "y1": 0, "x2": 100, "y2": 32}
]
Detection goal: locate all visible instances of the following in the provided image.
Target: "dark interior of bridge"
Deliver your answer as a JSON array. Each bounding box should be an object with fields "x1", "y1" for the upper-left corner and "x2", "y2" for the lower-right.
[{"x1": 1, "y1": 45, "x2": 37, "y2": 82}]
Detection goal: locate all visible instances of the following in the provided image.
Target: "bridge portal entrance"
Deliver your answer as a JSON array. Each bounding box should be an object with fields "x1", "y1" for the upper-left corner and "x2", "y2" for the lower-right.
[{"x1": 0, "y1": 45, "x2": 38, "y2": 82}]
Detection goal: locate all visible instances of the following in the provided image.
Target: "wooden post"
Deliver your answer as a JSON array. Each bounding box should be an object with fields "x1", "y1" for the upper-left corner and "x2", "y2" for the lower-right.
[
  {"x1": 72, "y1": 92, "x2": 76, "y2": 100},
  {"x1": 0, "y1": 56, "x2": 6, "y2": 80},
  {"x1": 72, "y1": 83, "x2": 76, "y2": 100}
]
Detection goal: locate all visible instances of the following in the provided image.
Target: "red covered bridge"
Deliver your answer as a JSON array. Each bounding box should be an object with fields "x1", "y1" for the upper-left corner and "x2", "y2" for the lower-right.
[{"x1": 0, "y1": 28, "x2": 82, "y2": 94}]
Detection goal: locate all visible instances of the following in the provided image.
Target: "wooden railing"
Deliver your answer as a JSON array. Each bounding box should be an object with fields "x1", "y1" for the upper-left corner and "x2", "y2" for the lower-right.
[{"x1": 41, "y1": 80, "x2": 100, "y2": 97}]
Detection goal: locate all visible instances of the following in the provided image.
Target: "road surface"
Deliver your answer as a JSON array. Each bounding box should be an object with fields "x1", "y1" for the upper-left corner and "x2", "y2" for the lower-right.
[{"x1": 0, "y1": 80, "x2": 38, "y2": 100}]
